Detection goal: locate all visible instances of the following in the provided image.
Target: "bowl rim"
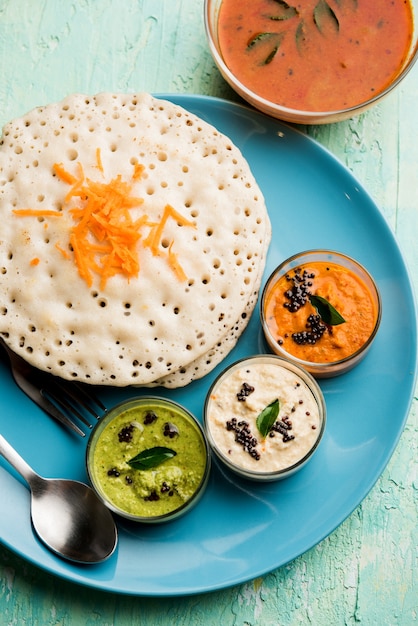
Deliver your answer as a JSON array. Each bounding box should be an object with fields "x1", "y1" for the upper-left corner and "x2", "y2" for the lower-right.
[
  {"x1": 86, "y1": 395, "x2": 211, "y2": 522},
  {"x1": 260, "y1": 249, "x2": 382, "y2": 371},
  {"x1": 203, "y1": 353, "x2": 327, "y2": 480},
  {"x1": 204, "y1": 0, "x2": 418, "y2": 120}
]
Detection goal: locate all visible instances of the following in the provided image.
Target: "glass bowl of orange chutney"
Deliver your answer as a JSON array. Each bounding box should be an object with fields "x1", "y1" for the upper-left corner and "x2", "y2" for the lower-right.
[
  {"x1": 260, "y1": 250, "x2": 382, "y2": 377},
  {"x1": 204, "y1": 0, "x2": 418, "y2": 124}
]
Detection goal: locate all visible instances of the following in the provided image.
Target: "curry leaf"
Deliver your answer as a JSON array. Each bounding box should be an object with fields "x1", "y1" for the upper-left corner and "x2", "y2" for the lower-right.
[
  {"x1": 247, "y1": 32, "x2": 285, "y2": 65},
  {"x1": 295, "y1": 19, "x2": 307, "y2": 53},
  {"x1": 127, "y1": 446, "x2": 176, "y2": 470},
  {"x1": 264, "y1": 33, "x2": 285, "y2": 64},
  {"x1": 313, "y1": 0, "x2": 339, "y2": 33},
  {"x1": 263, "y1": 45, "x2": 279, "y2": 65},
  {"x1": 310, "y1": 295, "x2": 346, "y2": 325},
  {"x1": 256, "y1": 399, "x2": 280, "y2": 438},
  {"x1": 269, "y1": 0, "x2": 299, "y2": 20},
  {"x1": 247, "y1": 32, "x2": 276, "y2": 50}
]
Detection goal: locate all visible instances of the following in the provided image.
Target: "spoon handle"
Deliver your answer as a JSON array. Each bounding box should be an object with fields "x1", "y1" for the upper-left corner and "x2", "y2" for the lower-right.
[{"x1": 0, "y1": 434, "x2": 39, "y2": 486}]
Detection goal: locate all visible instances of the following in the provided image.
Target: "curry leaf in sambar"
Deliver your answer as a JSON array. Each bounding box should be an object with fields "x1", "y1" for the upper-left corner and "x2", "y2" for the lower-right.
[
  {"x1": 269, "y1": 0, "x2": 299, "y2": 20},
  {"x1": 263, "y1": 44, "x2": 279, "y2": 65},
  {"x1": 295, "y1": 19, "x2": 307, "y2": 53},
  {"x1": 247, "y1": 32, "x2": 276, "y2": 50},
  {"x1": 313, "y1": 0, "x2": 339, "y2": 33},
  {"x1": 247, "y1": 32, "x2": 285, "y2": 65}
]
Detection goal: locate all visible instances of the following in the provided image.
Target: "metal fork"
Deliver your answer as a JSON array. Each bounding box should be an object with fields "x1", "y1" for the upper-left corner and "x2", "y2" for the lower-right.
[{"x1": 0, "y1": 338, "x2": 107, "y2": 437}]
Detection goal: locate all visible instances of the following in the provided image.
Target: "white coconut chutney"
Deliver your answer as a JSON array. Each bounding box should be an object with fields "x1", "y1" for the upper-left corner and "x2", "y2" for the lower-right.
[{"x1": 206, "y1": 359, "x2": 322, "y2": 475}]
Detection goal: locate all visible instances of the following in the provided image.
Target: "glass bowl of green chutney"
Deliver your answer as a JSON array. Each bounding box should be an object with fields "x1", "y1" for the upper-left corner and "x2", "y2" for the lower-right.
[{"x1": 86, "y1": 396, "x2": 211, "y2": 523}]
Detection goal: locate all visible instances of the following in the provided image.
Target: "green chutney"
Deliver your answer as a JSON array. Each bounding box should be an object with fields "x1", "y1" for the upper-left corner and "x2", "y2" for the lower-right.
[{"x1": 89, "y1": 398, "x2": 209, "y2": 520}]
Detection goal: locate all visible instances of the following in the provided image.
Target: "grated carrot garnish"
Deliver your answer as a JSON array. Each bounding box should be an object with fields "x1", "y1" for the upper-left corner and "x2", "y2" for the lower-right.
[
  {"x1": 55, "y1": 242, "x2": 71, "y2": 260},
  {"x1": 59, "y1": 162, "x2": 86, "y2": 204},
  {"x1": 144, "y1": 204, "x2": 195, "y2": 256},
  {"x1": 53, "y1": 162, "x2": 77, "y2": 186},
  {"x1": 14, "y1": 153, "x2": 195, "y2": 288},
  {"x1": 13, "y1": 209, "x2": 63, "y2": 217},
  {"x1": 95, "y1": 148, "x2": 104, "y2": 174},
  {"x1": 30, "y1": 258, "x2": 40, "y2": 266},
  {"x1": 132, "y1": 162, "x2": 145, "y2": 180},
  {"x1": 168, "y1": 240, "x2": 187, "y2": 282}
]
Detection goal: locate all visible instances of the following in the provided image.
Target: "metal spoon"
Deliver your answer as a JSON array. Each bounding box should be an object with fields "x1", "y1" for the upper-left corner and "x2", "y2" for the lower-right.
[{"x1": 0, "y1": 434, "x2": 117, "y2": 563}]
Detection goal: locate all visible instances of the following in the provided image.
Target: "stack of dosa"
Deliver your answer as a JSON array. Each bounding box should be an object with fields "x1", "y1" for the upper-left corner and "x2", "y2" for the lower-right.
[{"x1": 0, "y1": 93, "x2": 270, "y2": 387}]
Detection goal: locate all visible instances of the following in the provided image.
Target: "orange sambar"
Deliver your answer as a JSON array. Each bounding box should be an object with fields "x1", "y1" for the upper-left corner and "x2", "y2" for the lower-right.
[
  {"x1": 218, "y1": 0, "x2": 414, "y2": 111},
  {"x1": 263, "y1": 261, "x2": 378, "y2": 364}
]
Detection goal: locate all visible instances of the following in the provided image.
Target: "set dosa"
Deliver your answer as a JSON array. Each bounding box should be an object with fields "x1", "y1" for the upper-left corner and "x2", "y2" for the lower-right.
[{"x1": 0, "y1": 93, "x2": 270, "y2": 387}]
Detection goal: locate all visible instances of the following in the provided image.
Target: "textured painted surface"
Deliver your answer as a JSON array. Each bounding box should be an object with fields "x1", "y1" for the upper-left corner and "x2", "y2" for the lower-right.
[{"x1": 0, "y1": 1, "x2": 417, "y2": 624}]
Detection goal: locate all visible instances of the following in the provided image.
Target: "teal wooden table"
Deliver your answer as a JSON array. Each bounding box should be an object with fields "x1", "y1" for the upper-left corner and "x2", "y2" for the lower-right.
[{"x1": 0, "y1": 2, "x2": 417, "y2": 624}]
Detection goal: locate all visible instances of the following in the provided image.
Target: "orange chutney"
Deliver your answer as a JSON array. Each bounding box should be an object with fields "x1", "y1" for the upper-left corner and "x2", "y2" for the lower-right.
[
  {"x1": 263, "y1": 261, "x2": 378, "y2": 363},
  {"x1": 218, "y1": 0, "x2": 414, "y2": 111}
]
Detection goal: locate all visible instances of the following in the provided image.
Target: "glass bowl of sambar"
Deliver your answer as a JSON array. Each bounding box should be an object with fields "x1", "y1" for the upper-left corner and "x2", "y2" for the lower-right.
[
  {"x1": 204, "y1": 0, "x2": 418, "y2": 124},
  {"x1": 260, "y1": 250, "x2": 382, "y2": 377}
]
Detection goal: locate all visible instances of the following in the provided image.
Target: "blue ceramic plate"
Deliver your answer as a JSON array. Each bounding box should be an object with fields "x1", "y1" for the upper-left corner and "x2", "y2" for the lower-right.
[{"x1": 0, "y1": 95, "x2": 416, "y2": 596}]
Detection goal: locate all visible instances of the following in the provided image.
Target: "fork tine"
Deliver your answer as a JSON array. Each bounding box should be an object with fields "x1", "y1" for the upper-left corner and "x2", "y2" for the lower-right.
[
  {"x1": 40, "y1": 379, "x2": 106, "y2": 431},
  {"x1": 36, "y1": 393, "x2": 87, "y2": 437},
  {"x1": 1, "y1": 337, "x2": 107, "y2": 436}
]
